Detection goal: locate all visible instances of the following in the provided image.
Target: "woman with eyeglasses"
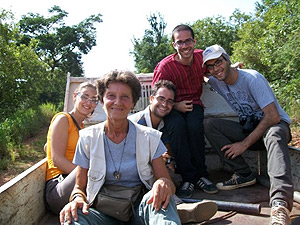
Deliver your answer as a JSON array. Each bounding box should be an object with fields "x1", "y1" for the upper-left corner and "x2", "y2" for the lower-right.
[
  {"x1": 45, "y1": 82, "x2": 99, "y2": 215},
  {"x1": 59, "y1": 70, "x2": 180, "y2": 225}
]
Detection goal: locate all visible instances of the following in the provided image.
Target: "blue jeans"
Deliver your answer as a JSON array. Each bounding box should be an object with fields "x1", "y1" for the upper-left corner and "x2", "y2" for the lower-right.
[
  {"x1": 204, "y1": 118, "x2": 294, "y2": 211},
  {"x1": 67, "y1": 191, "x2": 181, "y2": 225},
  {"x1": 163, "y1": 105, "x2": 208, "y2": 183}
]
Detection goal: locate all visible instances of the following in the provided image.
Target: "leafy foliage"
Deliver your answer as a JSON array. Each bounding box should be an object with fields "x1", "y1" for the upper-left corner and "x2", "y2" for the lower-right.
[
  {"x1": 0, "y1": 9, "x2": 48, "y2": 121},
  {"x1": 231, "y1": 0, "x2": 300, "y2": 121},
  {"x1": 0, "y1": 103, "x2": 58, "y2": 163},
  {"x1": 192, "y1": 16, "x2": 238, "y2": 56},
  {"x1": 271, "y1": 79, "x2": 300, "y2": 126},
  {"x1": 16, "y1": 6, "x2": 103, "y2": 106},
  {"x1": 232, "y1": 0, "x2": 300, "y2": 82},
  {"x1": 18, "y1": 5, "x2": 103, "y2": 75},
  {"x1": 0, "y1": 6, "x2": 103, "y2": 119},
  {"x1": 131, "y1": 12, "x2": 173, "y2": 73}
]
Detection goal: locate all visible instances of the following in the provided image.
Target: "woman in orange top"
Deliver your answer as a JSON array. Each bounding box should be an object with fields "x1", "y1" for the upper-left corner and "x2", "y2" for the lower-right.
[{"x1": 45, "y1": 82, "x2": 98, "y2": 215}]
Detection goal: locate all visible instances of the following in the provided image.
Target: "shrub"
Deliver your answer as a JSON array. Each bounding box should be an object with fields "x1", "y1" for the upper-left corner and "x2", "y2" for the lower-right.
[
  {"x1": 271, "y1": 78, "x2": 300, "y2": 127},
  {"x1": 0, "y1": 103, "x2": 58, "y2": 166}
]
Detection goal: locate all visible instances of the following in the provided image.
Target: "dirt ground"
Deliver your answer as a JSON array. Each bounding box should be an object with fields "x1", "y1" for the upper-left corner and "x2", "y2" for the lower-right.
[
  {"x1": 291, "y1": 129, "x2": 300, "y2": 148},
  {"x1": 0, "y1": 128, "x2": 47, "y2": 186}
]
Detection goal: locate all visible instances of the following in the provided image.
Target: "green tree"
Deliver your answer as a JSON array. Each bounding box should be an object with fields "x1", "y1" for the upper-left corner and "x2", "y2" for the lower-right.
[
  {"x1": 232, "y1": 0, "x2": 300, "y2": 119},
  {"x1": 18, "y1": 5, "x2": 102, "y2": 76},
  {"x1": 192, "y1": 16, "x2": 238, "y2": 55},
  {"x1": 232, "y1": 0, "x2": 300, "y2": 82},
  {"x1": 131, "y1": 12, "x2": 173, "y2": 73},
  {"x1": 0, "y1": 9, "x2": 48, "y2": 121},
  {"x1": 17, "y1": 5, "x2": 103, "y2": 105}
]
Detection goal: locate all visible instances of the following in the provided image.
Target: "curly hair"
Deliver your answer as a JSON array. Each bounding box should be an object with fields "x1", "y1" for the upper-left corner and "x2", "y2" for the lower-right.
[
  {"x1": 96, "y1": 70, "x2": 141, "y2": 105},
  {"x1": 152, "y1": 80, "x2": 176, "y2": 99}
]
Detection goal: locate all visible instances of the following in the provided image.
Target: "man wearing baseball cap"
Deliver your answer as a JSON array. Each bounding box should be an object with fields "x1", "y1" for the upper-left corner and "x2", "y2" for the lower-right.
[{"x1": 202, "y1": 44, "x2": 293, "y2": 225}]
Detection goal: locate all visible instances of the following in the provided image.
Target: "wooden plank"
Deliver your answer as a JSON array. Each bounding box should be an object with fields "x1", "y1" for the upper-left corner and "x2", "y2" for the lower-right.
[
  {"x1": 0, "y1": 158, "x2": 47, "y2": 225},
  {"x1": 63, "y1": 72, "x2": 71, "y2": 112}
]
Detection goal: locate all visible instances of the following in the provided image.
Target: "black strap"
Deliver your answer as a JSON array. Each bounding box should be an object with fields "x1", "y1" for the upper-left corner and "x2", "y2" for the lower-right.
[{"x1": 68, "y1": 113, "x2": 81, "y2": 130}]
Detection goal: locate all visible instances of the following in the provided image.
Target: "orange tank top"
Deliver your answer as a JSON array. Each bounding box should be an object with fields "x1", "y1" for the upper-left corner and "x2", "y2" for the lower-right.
[{"x1": 46, "y1": 112, "x2": 83, "y2": 181}]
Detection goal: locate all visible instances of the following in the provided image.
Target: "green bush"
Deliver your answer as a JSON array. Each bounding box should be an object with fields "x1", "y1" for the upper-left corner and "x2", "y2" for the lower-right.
[
  {"x1": 271, "y1": 78, "x2": 300, "y2": 126},
  {"x1": 0, "y1": 103, "x2": 58, "y2": 162}
]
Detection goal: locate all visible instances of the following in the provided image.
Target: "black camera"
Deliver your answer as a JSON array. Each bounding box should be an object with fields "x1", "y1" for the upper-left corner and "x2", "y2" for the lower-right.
[{"x1": 239, "y1": 114, "x2": 260, "y2": 133}]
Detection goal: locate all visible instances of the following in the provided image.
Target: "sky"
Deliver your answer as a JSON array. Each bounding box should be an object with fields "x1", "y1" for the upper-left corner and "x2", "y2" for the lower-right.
[{"x1": 2, "y1": 0, "x2": 259, "y2": 78}]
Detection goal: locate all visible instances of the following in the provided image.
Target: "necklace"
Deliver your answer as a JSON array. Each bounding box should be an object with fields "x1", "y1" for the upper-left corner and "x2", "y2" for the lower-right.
[{"x1": 104, "y1": 133, "x2": 127, "y2": 180}]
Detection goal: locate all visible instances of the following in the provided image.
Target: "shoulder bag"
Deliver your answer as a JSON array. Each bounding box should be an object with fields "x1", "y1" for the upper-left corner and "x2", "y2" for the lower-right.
[{"x1": 93, "y1": 184, "x2": 144, "y2": 222}]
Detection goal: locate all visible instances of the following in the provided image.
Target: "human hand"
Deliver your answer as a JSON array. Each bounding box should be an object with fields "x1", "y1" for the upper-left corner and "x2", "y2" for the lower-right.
[
  {"x1": 162, "y1": 152, "x2": 176, "y2": 173},
  {"x1": 221, "y1": 142, "x2": 247, "y2": 159},
  {"x1": 232, "y1": 62, "x2": 244, "y2": 69},
  {"x1": 59, "y1": 198, "x2": 89, "y2": 224},
  {"x1": 147, "y1": 178, "x2": 172, "y2": 211},
  {"x1": 174, "y1": 100, "x2": 193, "y2": 113}
]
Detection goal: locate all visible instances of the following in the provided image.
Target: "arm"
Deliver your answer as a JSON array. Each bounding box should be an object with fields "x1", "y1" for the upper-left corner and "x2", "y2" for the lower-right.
[
  {"x1": 50, "y1": 115, "x2": 76, "y2": 174},
  {"x1": 59, "y1": 167, "x2": 88, "y2": 224},
  {"x1": 222, "y1": 102, "x2": 280, "y2": 159},
  {"x1": 147, "y1": 156, "x2": 175, "y2": 211}
]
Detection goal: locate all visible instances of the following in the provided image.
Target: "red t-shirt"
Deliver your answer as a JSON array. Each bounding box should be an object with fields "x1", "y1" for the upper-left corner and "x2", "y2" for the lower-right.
[{"x1": 153, "y1": 49, "x2": 206, "y2": 107}]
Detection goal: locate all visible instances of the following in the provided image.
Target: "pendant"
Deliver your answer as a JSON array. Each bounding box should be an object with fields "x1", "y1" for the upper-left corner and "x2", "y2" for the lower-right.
[{"x1": 113, "y1": 171, "x2": 121, "y2": 180}]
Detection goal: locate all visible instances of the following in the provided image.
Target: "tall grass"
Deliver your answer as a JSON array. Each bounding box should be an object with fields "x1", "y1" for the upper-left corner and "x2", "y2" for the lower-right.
[{"x1": 0, "y1": 103, "x2": 58, "y2": 170}]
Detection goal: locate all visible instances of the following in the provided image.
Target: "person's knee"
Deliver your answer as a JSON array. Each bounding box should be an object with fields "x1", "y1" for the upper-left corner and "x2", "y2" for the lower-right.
[
  {"x1": 264, "y1": 125, "x2": 289, "y2": 145},
  {"x1": 166, "y1": 116, "x2": 186, "y2": 132},
  {"x1": 204, "y1": 118, "x2": 215, "y2": 133},
  {"x1": 187, "y1": 119, "x2": 203, "y2": 132}
]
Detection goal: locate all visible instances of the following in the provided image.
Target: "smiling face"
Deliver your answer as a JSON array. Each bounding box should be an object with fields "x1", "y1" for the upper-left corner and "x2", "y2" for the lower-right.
[
  {"x1": 103, "y1": 82, "x2": 135, "y2": 122},
  {"x1": 73, "y1": 86, "x2": 98, "y2": 116},
  {"x1": 150, "y1": 87, "x2": 175, "y2": 119},
  {"x1": 172, "y1": 30, "x2": 195, "y2": 62},
  {"x1": 206, "y1": 56, "x2": 231, "y2": 82}
]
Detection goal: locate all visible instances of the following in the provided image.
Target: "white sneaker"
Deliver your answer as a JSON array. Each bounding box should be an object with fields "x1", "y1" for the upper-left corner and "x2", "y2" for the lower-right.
[
  {"x1": 270, "y1": 201, "x2": 291, "y2": 225},
  {"x1": 177, "y1": 201, "x2": 218, "y2": 224}
]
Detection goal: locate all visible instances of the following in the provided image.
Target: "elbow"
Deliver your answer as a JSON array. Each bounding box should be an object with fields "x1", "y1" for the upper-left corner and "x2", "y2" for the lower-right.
[
  {"x1": 274, "y1": 116, "x2": 280, "y2": 124},
  {"x1": 268, "y1": 113, "x2": 280, "y2": 125},
  {"x1": 273, "y1": 113, "x2": 281, "y2": 124},
  {"x1": 51, "y1": 155, "x2": 62, "y2": 168}
]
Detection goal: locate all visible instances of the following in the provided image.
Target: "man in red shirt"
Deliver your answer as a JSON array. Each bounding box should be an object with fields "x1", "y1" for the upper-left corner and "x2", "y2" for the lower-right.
[{"x1": 152, "y1": 24, "x2": 218, "y2": 198}]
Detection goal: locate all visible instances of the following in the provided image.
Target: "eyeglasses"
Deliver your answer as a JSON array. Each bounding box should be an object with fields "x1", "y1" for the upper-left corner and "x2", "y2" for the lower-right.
[
  {"x1": 206, "y1": 57, "x2": 224, "y2": 70},
  {"x1": 154, "y1": 96, "x2": 175, "y2": 106},
  {"x1": 174, "y1": 38, "x2": 194, "y2": 47},
  {"x1": 77, "y1": 93, "x2": 99, "y2": 105}
]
